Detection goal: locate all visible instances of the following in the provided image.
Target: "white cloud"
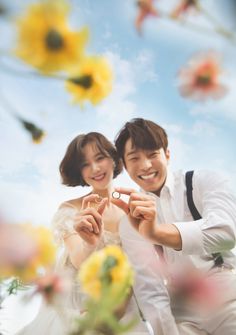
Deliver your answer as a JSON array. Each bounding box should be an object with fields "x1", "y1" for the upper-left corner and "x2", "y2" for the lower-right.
[
  {"x1": 191, "y1": 120, "x2": 218, "y2": 137},
  {"x1": 96, "y1": 49, "x2": 158, "y2": 138}
]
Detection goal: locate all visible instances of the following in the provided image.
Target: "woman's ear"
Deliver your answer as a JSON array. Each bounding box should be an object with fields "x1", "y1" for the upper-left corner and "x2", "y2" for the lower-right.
[{"x1": 165, "y1": 148, "x2": 170, "y2": 161}]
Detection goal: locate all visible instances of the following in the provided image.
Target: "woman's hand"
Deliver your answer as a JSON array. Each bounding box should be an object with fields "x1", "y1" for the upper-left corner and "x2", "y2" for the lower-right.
[{"x1": 74, "y1": 194, "x2": 107, "y2": 246}]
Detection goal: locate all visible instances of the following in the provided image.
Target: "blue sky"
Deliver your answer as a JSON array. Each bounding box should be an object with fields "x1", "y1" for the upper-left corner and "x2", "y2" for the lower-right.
[
  {"x1": 0, "y1": 1, "x2": 236, "y2": 332},
  {"x1": 0, "y1": 0, "x2": 236, "y2": 228}
]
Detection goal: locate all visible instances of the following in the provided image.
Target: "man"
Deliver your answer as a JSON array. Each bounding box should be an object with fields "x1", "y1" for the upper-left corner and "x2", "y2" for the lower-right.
[{"x1": 112, "y1": 118, "x2": 236, "y2": 335}]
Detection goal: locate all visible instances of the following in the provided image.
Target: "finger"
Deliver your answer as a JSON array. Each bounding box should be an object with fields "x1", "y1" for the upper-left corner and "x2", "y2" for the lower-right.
[
  {"x1": 130, "y1": 200, "x2": 155, "y2": 208},
  {"x1": 74, "y1": 220, "x2": 93, "y2": 233},
  {"x1": 82, "y1": 207, "x2": 102, "y2": 227},
  {"x1": 133, "y1": 206, "x2": 154, "y2": 219},
  {"x1": 80, "y1": 228, "x2": 94, "y2": 238},
  {"x1": 114, "y1": 187, "x2": 137, "y2": 196},
  {"x1": 111, "y1": 198, "x2": 130, "y2": 215},
  {"x1": 97, "y1": 198, "x2": 108, "y2": 215},
  {"x1": 81, "y1": 227, "x2": 92, "y2": 234},
  {"x1": 87, "y1": 215, "x2": 100, "y2": 234},
  {"x1": 81, "y1": 194, "x2": 100, "y2": 209}
]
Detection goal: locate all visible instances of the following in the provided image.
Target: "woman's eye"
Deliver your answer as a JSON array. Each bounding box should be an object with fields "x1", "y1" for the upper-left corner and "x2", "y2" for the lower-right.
[
  {"x1": 96, "y1": 155, "x2": 106, "y2": 162},
  {"x1": 129, "y1": 157, "x2": 138, "y2": 162}
]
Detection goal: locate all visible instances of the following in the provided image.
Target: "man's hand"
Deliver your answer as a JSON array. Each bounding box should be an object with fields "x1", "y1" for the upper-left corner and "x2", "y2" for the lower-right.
[
  {"x1": 74, "y1": 194, "x2": 107, "y2": 246},
  {"x1": 111, "y1": 187, "x2": 158, "y2": 242}
]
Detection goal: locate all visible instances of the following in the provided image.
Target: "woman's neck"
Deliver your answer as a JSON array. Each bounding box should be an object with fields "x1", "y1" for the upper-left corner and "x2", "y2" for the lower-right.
[{"x1": 91, "y1": 185, "x2": 114, "y2": 199}]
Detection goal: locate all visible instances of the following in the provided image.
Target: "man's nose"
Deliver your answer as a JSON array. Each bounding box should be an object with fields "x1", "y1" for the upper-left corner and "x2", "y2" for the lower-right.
[{"x1": 141, "y1": 158, "x2": 152, "y2": 170}]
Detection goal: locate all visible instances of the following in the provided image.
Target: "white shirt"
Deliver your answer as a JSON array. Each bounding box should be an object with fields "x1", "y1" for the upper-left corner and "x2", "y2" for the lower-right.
[{"x1": 119, "y1": 169, "x2": 236, "y2": 333}]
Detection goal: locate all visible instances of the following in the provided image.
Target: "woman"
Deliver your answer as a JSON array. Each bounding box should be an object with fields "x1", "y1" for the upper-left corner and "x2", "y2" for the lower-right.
[{"x1": 17, "y1": 132, "x2": 148, "y2": 335}]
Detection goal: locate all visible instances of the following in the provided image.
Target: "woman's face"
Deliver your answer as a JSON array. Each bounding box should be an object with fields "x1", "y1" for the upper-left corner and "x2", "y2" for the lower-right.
[{"x1": 81, "y1": 142, "x2": 114, "y2": 190}]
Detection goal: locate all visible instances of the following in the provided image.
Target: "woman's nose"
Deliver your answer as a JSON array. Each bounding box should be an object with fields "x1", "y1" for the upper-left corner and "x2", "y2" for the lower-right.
[{"x1": 91, "y1": 162, "x2": 100, "y2": 172}]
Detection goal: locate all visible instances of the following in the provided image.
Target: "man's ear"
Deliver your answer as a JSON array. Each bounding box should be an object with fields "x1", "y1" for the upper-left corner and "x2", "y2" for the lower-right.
[{"x1": 165, "y1": 148, "x2": 170, "y2": 161}]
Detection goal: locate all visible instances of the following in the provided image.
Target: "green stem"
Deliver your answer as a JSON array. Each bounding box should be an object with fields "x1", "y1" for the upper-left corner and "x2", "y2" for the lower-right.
[
  {"x1": 0, "y1": 55, "x2": 68, "y2": 81},
  {"x1": 198, "y1": 3, "x2": 236, "y2": 41},
  {"x1": 159, "y1": 9, "x2": 236, "y2": 45}
]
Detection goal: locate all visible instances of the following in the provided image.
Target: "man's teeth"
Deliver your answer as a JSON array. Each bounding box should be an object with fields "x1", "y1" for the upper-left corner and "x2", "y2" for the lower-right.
[{"x1": 140, "y1": 172, "x2": 157, "y2": 180}]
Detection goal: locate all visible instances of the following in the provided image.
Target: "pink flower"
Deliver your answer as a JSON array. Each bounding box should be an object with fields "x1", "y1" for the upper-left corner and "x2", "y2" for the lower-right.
[
  {"x1": 167, "y1": 264, "x2": 224, "y2": 312},
  {"x1": 34, "y1": 272, "x2": 68, "y2": 303},
  {"x1": 135, "y1": 0, "x2": 158, "y2": 34},
  {"x1": 171, "y1": 0, "x2": 199, "y2": 19},
  {"x1": 0, "y1": 222, "x2": 38, "y2": 271},
  {"x1": 177, "y1": 51, "x2": 228, "y2": 101}
]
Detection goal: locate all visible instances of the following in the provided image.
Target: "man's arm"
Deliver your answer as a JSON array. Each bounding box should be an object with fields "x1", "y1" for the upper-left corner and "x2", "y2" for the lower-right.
[
  {"x1": 173, "y1": 170, "x2": 236, "y2": 256},
  {"x1": 119, "y1": 216, "x2": 179, "y2": 335}
]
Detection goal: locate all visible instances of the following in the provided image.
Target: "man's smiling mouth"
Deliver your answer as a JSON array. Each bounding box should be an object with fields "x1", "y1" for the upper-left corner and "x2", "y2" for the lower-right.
[{"x1": 139, "y1": 172, "x2": 158, "y2": 180}]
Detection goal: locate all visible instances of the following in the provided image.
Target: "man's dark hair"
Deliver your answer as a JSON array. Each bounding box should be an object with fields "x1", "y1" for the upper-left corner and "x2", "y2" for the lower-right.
[
  {"x1": 60, "y1": 132, "x2": 123, "y2": 187},
  {"x1": 115, "y1": 118, "x2": 168, "y2": 163}
]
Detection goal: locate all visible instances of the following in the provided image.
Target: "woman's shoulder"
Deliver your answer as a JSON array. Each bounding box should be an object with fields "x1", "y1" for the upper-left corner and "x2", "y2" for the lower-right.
[{"x1": 59, "y1": 197, "x2": 84, "y2": 211}]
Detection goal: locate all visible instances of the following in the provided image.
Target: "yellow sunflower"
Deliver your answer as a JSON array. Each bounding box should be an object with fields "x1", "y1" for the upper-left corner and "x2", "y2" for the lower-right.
[
  {"x1": 78, "y1": 245, "x2": 133, "y2": 300},
  {"x1": 66, "y1": 56, "x2": 113, "y2": 105},
  {"x1": 15, "y1": 0, "x2": 88, "y2": 73},
  {"x1": 17, "y1": 224, "x2": 56, "y2": 282}
]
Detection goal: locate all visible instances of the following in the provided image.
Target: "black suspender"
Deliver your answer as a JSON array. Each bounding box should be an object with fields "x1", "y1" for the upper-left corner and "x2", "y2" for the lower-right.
[{"x1": 185, "y1": 170, "x2": 224, "y2": 268}]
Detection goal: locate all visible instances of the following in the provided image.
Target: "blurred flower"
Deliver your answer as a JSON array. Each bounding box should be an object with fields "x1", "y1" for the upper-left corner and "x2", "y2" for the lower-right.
[
  {"x1": 34, "y1": 272, "x2": 67, "y2": 303},
  {"x1": 72, "y1": 246, "x2": 135, "y2": 335},
  {"x1": 0, "y1": 222, "x2": 38, "y2": 277},
  {"x1": 166, "y1": 263, "x2": 223, "y2": 311},
  {"x1": 0, "y1": 2, "x2": 7, "y2": 16},
  {"x1": 0, "y1": 223, "x2": 56, "y2": 283},
  {"x1": 19, "y1": 118, "x2": 45, "y2": 143},
  {"x1": 177, "y1": 51, "x2": 228, "y2": 101},
  {"x1": 78, "y1": 245, "x2": 133, "y2": 300},
  {"x1": 135, "y1": 0, "x2": 158, "y2": 34},
  {"x1": 23, "y1": 224, "x2": 56, "y2": 277},
  {"x1": 171, "y1": 0, "x2": 199, "y2": 19},
  {"x1": 66, "y1": 56, "x2": 113, "y2": 106},
  {"x1": 15, "y1": 0, "x2": 88, "y2": 73}
]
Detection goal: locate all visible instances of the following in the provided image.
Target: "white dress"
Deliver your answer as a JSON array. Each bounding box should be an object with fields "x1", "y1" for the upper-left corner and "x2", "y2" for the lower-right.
[{"x1": 16, "y1": 207, "x2": 149, "y2": 335}]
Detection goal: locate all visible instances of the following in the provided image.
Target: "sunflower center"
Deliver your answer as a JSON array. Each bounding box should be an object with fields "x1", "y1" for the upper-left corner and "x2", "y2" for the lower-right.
[
  {"x1": 100, "y1": 256, "x2": 118, "y2": 284},
  {"x1": 69, "y1": 75, "x2": 93, "y2": 89},
  {"x1": 45, "y1": 29, "x2": 64, "y2": 51},
  {"x1": 196, "y1": 73, "x2": 211, "y2": 86}
]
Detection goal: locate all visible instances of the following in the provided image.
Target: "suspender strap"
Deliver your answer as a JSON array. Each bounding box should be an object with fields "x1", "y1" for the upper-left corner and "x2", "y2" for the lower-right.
[
  {"x1": 185, "y1": 171, "x2": 201, "y2": 220},
  {"x1": 185, "y1": 170, "x2": 224, "y2": 268}
]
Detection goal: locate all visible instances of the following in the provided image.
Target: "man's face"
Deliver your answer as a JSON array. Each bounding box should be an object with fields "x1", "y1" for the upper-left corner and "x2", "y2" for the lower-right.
[{"x1": 124, "y1": 138, "x2": 170, "y2": 196}]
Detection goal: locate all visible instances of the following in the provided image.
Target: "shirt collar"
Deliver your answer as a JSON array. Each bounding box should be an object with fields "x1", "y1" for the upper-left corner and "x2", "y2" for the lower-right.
[
  {"x1": 161, "y1": 167, "x2": 175, "y2": 198},
  {"x1": 141, "y1": 167, "x2": 175, "y2": 198}
]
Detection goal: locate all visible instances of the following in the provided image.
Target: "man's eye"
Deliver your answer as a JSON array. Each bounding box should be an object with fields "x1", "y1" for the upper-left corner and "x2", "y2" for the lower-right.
[{"x1": 129, "y1": 157, "x2": 138, "y2": 161}]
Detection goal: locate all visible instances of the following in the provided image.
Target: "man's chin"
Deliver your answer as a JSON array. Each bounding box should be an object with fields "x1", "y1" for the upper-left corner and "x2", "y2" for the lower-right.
[{"x1": 139, "y1": 183, "x2": 157, "y2": 193}]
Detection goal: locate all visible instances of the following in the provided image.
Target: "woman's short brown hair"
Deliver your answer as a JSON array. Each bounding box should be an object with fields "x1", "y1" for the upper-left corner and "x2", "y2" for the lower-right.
[
  {"x1": 115, "y1": 118, "x2": 168, "y2": 163},
  {"x1": 60, "y1": 132, "x2": 123, "y2": 187}
]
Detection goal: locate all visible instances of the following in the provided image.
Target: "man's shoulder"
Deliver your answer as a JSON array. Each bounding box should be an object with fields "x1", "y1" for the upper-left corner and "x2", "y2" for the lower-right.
[{"x1": 192, "y1": 169, "x2": 229, "y2": 188}]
